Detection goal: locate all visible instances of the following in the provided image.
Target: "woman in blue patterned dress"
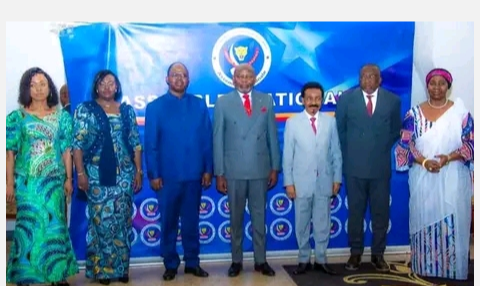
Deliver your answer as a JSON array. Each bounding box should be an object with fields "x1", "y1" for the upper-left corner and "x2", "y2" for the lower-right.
[
  {"x1": 6, "y1": 67, "x2": 79, "y2": 286},
  {"x1": 395, "y1": 68, "x2": 474, "y2": 280},
  {"x1": 72, "y1": 70, "x2": 143, "y2": 285}
]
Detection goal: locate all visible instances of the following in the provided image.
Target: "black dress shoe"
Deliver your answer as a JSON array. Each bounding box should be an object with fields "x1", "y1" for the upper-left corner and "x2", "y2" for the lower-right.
[
  {"x1": 185, "y1": 266, "x2": 209, "y2": 277},
  {"x1": 371, "y1": 255, "x2": 390, "y2": 272},
  {"x1": 293, "y1": 262, "x2": 311, "y2": 275},
  {"x1": 314, "y1": 263, "x2": 337, "y2": 275},
  {"x1": 51, "y1": 283, "x2": 70, "y2": 286},
  {"x1": 163, "y1": 269, "x2": 177, "y2": 281},
  {"x1": 98, "y1": 279, "x2": 111, "y2": 285},
  {"x1": 118, "y1": 275, "x2": 129, "y2": 283},
  {"x1": 254, "y1": 262, "x2": 275, "y2": 276},
  {"x1": 228, "y1": 262, "x2": 242, "y2": 277},
  {"x1": 345, "y1": 255, "x2": 361, "y2": 271}
]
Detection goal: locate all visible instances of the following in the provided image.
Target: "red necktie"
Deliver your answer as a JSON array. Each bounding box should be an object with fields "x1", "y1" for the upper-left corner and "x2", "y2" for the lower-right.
[
  {"x1": 310, "y1": 117, "x2": 317, "y2": 135},
  {"x1": 366, "y1": 95, "x2": 373, "y2": 117},
  {"x1": 243, "y1": 94, "x2": 252, "y2": 116}
]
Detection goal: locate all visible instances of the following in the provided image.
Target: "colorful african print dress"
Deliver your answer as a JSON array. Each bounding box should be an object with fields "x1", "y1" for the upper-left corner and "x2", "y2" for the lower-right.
[
  {"x1": 73, "y1": 102, "x2": 142, "y2": 280},
  {"x1": 395, "y1": 97, "x2": 474, "y2": 280},
  {"x1": 6, "y1": 109, "x2": 79, "y2": 284}
]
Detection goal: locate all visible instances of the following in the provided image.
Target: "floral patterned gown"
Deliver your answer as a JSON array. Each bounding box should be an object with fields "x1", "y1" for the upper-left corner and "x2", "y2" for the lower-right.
[
  {"x1": 73, "y1": 102, "x2": 142, "y2": 280},
  {"x1": 6, "y1": 109, "x2": 79, "y2": 284}
]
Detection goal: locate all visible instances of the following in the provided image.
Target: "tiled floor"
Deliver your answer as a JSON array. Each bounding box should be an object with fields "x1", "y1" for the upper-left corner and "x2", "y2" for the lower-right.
[{"x1": 5, "y1": 239, "x2": 473, "y2": 286}]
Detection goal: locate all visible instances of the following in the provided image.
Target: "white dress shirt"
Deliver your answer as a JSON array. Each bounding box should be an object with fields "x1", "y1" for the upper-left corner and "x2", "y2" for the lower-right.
[
  {"x1": 238, "y1": 90, "x2": 252, "y2": 107},
  {"x1": 304, "y1": 110, "x2": 319, "y2": 131},
  {"x1": 362, "y1": 88, "x2": 379, "y2": 114}
]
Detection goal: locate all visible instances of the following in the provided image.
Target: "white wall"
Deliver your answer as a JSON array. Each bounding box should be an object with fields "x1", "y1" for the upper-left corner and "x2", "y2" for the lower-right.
[
  {"x1": 411, "y1": 21, "x2": 474, "y2": 112},
  {"x1": 5, "y1": 21, "x2": 474, "y2": 231}
]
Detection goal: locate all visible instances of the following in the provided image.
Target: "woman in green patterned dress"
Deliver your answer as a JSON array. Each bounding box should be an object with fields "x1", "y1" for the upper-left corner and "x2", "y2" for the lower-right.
[{"x1": 6, "y1": 67, "x2": 79, "y2": 286}]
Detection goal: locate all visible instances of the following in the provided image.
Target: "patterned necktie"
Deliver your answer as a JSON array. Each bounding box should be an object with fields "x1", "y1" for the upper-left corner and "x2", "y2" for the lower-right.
[
  {"x1": 366, "y1": 95, "x2": 373, "y2": 117},
  {"x1": 243, "y1": 94, "x2": 252, "y2": 116},
  {"x1": 310, "y1": 117, "x2": 317, "y2": 135}
]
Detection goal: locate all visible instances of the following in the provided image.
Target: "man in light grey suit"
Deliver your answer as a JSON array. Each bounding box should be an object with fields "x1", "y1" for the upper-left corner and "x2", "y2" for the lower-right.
[
  {"x1": 283, "y1": 81, "x2": 343, "y2": 276},
  {"x1": 213, "y1": 64, "x2": 280, "y2": 277},
  {"x1": 336, "y1": 64, "x2": 402, "y2": 272}
]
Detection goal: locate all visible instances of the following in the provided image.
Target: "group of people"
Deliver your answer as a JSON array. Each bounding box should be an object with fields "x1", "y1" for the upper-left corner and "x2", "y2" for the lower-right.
[{"x1": 6, "y1": 62, "x2": 473, "y2": 286}]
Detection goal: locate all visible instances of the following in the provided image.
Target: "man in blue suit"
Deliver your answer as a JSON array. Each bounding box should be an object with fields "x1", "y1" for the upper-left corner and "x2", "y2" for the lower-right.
[
  {"x1": 144, "y1": 62, "x2": 213, "y2": 281},
  {"x1": 282, "y1": 81, "x2": 343, "y2": 276}
]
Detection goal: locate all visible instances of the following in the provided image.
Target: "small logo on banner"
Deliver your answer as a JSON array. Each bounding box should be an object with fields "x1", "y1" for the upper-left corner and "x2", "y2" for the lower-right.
[
  {"x1": 245, "y1": 221, "x2": 268, "y2": 241},
  {"x1": 344, "y1": 219, "x2": 367, "y2": 234},
  {"x1": 140, "y1": 223, "x2": 161, "y2": 247},
  {"x1": 132, "y1": 202, "x2": 137, "y2": 219},
  {"x1": 269, "y1": 193, "x2": 293, "y2": 216},
  {"x1": 269, "y1": 218, "x2": 293, "y2": 241},
  {"x1": 199, "y1": 196, "x2": 216, "y2": 219},
  {"x1": 369, "y1": 219, "x2": 392, "y2": 234},
  {"x1": 218, "y1": 220, "x2": 232, "y2": 243},
  {"x1": 176, "y1": 220, "x2": 182, "y2": 246},
  {"x1": 131, "y1": 227, "x2": 139, "y2": 246},
  {"x1": 199, "y1": 221, "x2": 216, "y2": 244},
  {"x1": 217, "y1": 196, "x2": 230, "y2": 218},
  {"x1": 212, "y1": 28, "x2": 272, "y2": 88},
  {"x1": 139, "y1": 198, "x2": 161, "y2": 222},
  {"x1": 330, "y1": 216, "x2": 342, "y2": 239},
  {"x1": 330, "y1": 196, "x2": 342, "y2": 214}
]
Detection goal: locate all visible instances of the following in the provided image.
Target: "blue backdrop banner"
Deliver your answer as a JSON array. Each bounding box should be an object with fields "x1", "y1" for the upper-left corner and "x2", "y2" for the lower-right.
[{"x1": 59, "y1": 22, "x2": 415, "y2": 261}]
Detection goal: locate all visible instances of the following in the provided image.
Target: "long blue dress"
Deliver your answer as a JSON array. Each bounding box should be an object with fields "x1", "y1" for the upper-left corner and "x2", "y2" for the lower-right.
[{"x1": 73, "y1": 102, "x2": 142, "y2": 279}]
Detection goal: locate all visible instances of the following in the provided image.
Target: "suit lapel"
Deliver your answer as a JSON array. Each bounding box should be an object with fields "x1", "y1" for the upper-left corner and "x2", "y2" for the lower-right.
[
  {"x1": 372, "y1": 88, "x2": 386, "y2": 119},
  {"x1": 302, "y1": 111, "x2": 317, "y2": 140},
  {"x1": 243, "y1": 90, "x2": 263, "y2": 135}
]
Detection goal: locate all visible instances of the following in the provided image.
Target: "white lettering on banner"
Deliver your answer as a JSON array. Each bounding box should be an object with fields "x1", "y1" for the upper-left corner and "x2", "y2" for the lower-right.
[{"x1": 121, "y1": 90, "x2": 344, "y2": 111}]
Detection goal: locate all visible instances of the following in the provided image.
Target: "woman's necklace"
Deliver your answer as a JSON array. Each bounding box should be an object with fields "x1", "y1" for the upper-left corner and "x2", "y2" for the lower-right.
[{"x1": 428, "y1": 98, "x2": 448, "y2": 109}]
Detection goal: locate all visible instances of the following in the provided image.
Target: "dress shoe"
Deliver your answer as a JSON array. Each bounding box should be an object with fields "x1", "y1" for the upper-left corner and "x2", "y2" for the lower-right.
[
  {"x1": 51, "y1": 282, "x2": 70, "y2": 286},
  {"x1": 163, "y1": 269, "x2": 177, "y2": 281},
  {"x1": 345, "y1": 255, "x2": 361, "y2": 271},
  {"x1": 185, "y1": 266, "x2": 209, "y2": 277},
  {"x1": 118, "y1": 275, "x2": 129, "y2": 283},
  {"x1": 293, "y1": 262, "x2": 311, "y2": 275},
  {"x1": 228, "y1": 262, "x2": 242, "y2": 277},
  {"x1": 371, "y1": 255, "x2": 390, "y2": 272},
  {"x1": 98, "y1": 279, "x2": 110, "y2": 285},
  {"x1": 254, "y1": 262, "x2": 275, "y2": 276},
  {"x1": 314, "y1": 263, "x2": 337, "y2": 275}
]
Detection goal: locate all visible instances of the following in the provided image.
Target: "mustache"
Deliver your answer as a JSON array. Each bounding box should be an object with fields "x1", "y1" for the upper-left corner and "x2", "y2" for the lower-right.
[{"x1": 308, "y1": 105, "x2": 319, "y2": 108}]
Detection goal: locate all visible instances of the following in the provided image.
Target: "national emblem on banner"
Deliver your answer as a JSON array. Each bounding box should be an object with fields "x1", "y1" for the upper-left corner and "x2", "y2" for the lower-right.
[
  {"x1": 330, "y1": 195, "x2": 342, "y2": 214},
  {"x1": 269, "y1": 218, "x2": 293, "y2": 241},
  {"x1": 199, "y1": 221, "x2": 216, "y2": 244},
  {"x1": 140, "y1": 223, "x2": 161, "y2": 247},
  {"x1": 176, "y1": 220, "x2": 182, "y2": 246},
  {"x1": 212, "y1": 28, "x2": 272, "y2": 87},
  {"x1": 269, "y1": 193, "x2": 293, "y2": 216},
  {"x1": 218, "y1": 220, "x2": 232, "y2": 243},
  {"x1": 131, "y1": 227, "x2": 139, "y2": 246},
  {"x1": 199, "y1": 196, "x2": 216, "y2": 219},
  {"x1": 330, "y1": 216, "x2": 343, "y2": 239},
  {"x1": 139, "y1": 197, "x2": 161, "y2": 222},
  {"x1": 217, "y1": 196, "x2": 230, "y2": 218}
]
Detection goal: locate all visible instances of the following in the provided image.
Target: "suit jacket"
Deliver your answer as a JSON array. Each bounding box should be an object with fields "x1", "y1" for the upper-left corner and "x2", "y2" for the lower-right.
[
  {"x1": 213, "y1": 90, "x2": 281, "y2": 180},
  {"x1": 335, "y1": 87, "x2": 402, "y2": 179},
  {"x1": 282, "y1": 111, "x2": 342, "y2": 198},
  {"x1": 144, "y1": 92, "x2": 213, "y2": 182}
]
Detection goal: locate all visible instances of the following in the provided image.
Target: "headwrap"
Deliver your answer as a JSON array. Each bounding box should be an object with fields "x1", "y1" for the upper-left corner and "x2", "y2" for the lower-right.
[{"x1": 426, "y1": 68, "x2": 453, "y2": 89}]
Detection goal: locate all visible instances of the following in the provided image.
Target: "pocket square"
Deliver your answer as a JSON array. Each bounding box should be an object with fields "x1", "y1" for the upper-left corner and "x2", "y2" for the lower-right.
[{"x1": 261, "y1": 106, "x2": 267, "y2": 113}]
